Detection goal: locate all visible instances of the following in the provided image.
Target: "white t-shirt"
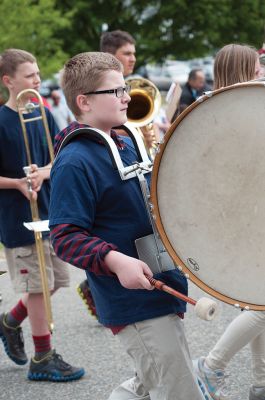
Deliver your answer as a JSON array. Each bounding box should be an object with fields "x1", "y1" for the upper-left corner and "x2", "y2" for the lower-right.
[{"x1": 51, "y1": 103, "x2": 74, "y2": 130}]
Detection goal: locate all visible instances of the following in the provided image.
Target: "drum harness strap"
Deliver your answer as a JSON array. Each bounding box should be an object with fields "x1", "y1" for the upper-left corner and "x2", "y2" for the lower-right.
[{"x1": 55, "y1": 123, "x2": 175, "y2": 274}]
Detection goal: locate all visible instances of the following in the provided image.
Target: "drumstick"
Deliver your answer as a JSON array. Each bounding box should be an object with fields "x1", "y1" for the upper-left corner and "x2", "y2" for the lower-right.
[
  {"x1": 145, "y1": 275, "x2": 218, "y2": 321},
  {"x1": 145, "y1": 275, "x2": 196, "y2": 305}
]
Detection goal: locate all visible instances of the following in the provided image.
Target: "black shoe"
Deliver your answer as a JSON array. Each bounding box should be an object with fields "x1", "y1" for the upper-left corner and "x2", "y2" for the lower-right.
[
  {"x1": 77, "y1": 280, "x2": 97, "y2": 318},
  {"x1": 0, "y1": 313, "x2": 28, "y2": 365},
  {"x1": 28, "y1": 350, "x2": 85, "y2": 382}
]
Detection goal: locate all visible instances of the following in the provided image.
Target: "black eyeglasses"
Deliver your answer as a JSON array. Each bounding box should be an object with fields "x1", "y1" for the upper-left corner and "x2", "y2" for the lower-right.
[{"x1": 83, "y1": 85, "x2": 131, "y2": 98}]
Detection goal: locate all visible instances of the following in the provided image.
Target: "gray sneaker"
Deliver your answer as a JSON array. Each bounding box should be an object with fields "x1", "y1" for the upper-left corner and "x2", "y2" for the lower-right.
[
  {"x1": 0, "y1": 313, "x2": 28, "y2": 365},
  {"x1": 193, "y1": 357, "x2": 230, "y2": 400},
  {"x1": 28, "y1": 349, "x2": 85, "y2": 382},
  {"x1": 249, "y1": 386, "x2": 265, "y2": 400}
]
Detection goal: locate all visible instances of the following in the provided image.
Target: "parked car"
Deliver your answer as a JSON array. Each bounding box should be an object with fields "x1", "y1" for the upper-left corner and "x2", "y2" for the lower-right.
[
  {"x1": 142, "y1": 58, "x2": 215, "y2": 92},
  {"x1": 141, "y1": 61, "x2": 190, "y2": 91},
  {"x1": 144, "y1": 64, "x2": 173, "y2": 91},
  {"x1": 164, "y1": 60, "x2": 190, "y2": 87}
]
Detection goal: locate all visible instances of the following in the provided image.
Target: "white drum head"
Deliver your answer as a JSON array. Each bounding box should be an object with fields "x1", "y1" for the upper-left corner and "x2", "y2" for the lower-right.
[{"x1": 151, "y1": 82, "x2": 265, "y2": 310}]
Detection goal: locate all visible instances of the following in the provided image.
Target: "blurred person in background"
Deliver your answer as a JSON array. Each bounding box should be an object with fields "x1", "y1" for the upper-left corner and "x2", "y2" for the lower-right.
[
  {"x1": 50, "y1": 89, "x2": 74, "y2": 130},
  {"x1": 180, "y1": 68, "x2": 206, "y2": 107},
  {"x1": 170, "y1": 68, "x2": 208, "y2": 122},
  {"x1": 153, "y1": 108, "x2": 171, "y2": 140},
  {"x1": 100, "y1": 30, "x2": 136, "y2": 78}
]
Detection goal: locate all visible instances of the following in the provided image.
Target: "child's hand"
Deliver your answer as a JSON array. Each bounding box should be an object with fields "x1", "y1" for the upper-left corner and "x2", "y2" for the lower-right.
[
  {"x1": 28, "y1": 164, "x2": 46, "y2": 192},
  {"x1": 105, "y1": 250, "x2": 154, "y2": 290},
  {"x1": 17, "y1": 177, "x2": 38, "y2": 200}
]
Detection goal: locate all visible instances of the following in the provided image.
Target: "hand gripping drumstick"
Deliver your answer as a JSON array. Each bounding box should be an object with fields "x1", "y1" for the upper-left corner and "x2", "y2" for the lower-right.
[{"x1": 145, "y1": 275, "x2": 219, "y2": 321}]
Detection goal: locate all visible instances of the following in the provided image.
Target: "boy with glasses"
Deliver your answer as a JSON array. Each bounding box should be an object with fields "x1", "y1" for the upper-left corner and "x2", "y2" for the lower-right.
[
  {"x1": 77, "y1": 31, "x2": 159, "y2": 315},
  {"x1": 49, "y1": 51, "x2": 208, "y2": 400}
]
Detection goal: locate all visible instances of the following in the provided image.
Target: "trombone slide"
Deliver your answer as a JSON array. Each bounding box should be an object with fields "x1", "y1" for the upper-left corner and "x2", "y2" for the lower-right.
[
  {"x1": 17, "y1": 89, "x2": 55, "y2": 332},
  {"x1": 23, "y1": 165, "x2": 54, "y2": 333}
]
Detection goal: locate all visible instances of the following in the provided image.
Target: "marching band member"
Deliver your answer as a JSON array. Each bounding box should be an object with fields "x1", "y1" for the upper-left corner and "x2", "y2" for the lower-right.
[
  {"x1": 0, "y1": 48, "x2": 84, "y2": 382},
  {"x1": 49, "y1": 51, "x2": 209, "y2": 400},
  {"x1": 77, "y1": 30, "x2": 159, "y2": 315},
  {"x1": 100, "y1": 30, "x2": 160, "y2": 152}
]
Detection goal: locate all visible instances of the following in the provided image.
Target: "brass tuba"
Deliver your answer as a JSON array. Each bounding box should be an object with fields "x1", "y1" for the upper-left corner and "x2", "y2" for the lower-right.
[
  {"x1": 125, "y1": 77, "x2": 161, "y2": 159},
  {"x1": 16, "y1": 89, "x2": 54, "y2": 332}
]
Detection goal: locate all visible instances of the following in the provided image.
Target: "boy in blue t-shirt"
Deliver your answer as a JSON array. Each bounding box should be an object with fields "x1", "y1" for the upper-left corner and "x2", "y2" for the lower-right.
[
  {"x1": 0, "y1": 49, "x2": 84, "y2": 382},
  {"x1": 49, "y1": 51, "x2": 207, "y2": 399}
]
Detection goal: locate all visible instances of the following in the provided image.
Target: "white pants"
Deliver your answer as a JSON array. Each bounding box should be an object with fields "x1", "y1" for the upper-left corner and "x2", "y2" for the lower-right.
[
  {"x1": 206, "y1": 310, "x2": 265, "y2": 386},
  {"x1": 108, "y1": 314, "x2": 205, "y2": 400}
]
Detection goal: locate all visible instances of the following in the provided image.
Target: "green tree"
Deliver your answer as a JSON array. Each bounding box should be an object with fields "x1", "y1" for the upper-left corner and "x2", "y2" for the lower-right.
[
  {"x1": 56, "y1": 0, "x2": 265, "y2": 66},
  {"x1": 0, "y1": 0, "x2": 70, "y2": 77},
  {"x1": 1, "y1": 0, "x2": 265, "y2": 78}
]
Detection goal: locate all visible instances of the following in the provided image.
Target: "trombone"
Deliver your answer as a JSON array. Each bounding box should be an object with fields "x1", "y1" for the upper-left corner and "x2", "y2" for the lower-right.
[{"x1": 16, "y1": 89, "x2": 54, "y2": 332}]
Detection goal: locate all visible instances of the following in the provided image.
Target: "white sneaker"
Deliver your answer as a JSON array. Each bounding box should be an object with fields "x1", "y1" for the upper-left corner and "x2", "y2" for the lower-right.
[
  {"x1": 193, "y1": 357, "x2": 230, "y2": 400},
  {"x1": 196, "y1": 375, "x2": 215, "y2": 400},
  {"x1": 249, "y1": 385, "x2": 265, "y2": 400}
]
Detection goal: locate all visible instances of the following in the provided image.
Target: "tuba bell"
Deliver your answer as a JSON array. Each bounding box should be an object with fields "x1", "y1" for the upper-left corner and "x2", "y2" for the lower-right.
[{"x1": 125, "y1": 77, "x2": 161, "y2": 158}]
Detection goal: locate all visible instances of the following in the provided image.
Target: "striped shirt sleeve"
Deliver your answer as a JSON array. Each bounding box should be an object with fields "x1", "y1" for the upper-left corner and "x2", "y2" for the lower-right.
[{"x1": 50, "y1": 223, "x2": 118, "y2": 276}]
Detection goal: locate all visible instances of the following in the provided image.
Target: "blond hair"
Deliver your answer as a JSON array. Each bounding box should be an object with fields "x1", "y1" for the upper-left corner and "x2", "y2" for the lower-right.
[
  {"x1": 214, "y1": 44, "x2": 258, "y2": 90},
  {"x1": 60, "y1": 52, "x2": 123, "y2": 116},
  {"x1": 0, "y1": 49, "x2": 36, "y2": 78}
]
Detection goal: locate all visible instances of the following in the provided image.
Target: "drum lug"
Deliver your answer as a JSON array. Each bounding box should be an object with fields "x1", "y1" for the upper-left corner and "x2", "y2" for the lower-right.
[
  {"x1": 148, "y1": 202, "x2": 157, "y2": 220},
  {"x1": 155, "y1": 145, "x2": 161, "y2": 154},
  {"x1": 204, "y1": 90, "x2": 213, "y2": 98}
]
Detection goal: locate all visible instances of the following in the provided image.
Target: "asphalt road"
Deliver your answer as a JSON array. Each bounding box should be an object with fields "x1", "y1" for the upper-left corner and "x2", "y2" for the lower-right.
[{"x1": 0, "y1": 255, "x2": 253, "y2": 400}]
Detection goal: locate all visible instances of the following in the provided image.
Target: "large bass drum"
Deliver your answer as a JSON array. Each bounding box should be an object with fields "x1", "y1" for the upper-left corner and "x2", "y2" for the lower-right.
[{"x1": 151, "y1": 82, "x2": 265, "y2": 310}]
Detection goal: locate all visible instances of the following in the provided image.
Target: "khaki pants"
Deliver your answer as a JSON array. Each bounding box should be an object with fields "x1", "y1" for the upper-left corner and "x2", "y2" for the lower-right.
[
  {"x1": 108, "y1": 314, "x2": 205, "y2": 400},
  {"x1": 4, "y1": 239, "x2": 70, "y2": 293}
]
